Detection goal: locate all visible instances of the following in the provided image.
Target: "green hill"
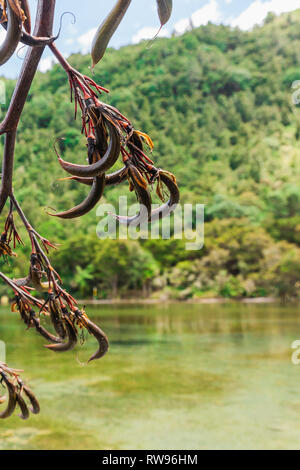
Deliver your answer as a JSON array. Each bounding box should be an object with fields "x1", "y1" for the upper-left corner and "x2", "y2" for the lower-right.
[{"x1": 0, "y1": 10, "x2": 300, "y2": 300}]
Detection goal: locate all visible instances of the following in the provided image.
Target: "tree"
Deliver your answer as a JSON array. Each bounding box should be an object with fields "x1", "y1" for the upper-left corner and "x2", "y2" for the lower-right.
[{"x1": 0, "y1": 0, "x2": 175, "y2": 420}]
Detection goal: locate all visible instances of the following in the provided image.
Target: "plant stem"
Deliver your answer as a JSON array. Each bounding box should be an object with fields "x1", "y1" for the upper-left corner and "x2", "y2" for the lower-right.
[
  {"x1": 49, "y1": 42, "x2": 73, "y2": 73},
  {"x1": 0, "y1": 129, "x2": 16, "y2": 212},
  {"x1": 0, "y1": 0, "x2": 56, "y2": 217},
  {"x1": 0, "y1": 1, "x2": 56, "y2": 135}
]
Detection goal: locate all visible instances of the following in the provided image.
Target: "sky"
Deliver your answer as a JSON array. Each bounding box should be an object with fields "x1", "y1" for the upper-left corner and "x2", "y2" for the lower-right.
[{"x1": 0, "y1": 0, "x2": 300, "y2": 78}]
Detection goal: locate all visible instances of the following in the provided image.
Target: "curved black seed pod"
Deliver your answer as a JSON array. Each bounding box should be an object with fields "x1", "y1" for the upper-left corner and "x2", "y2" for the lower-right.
[
  {"x1": 22, "y1": 385, "x2": 40, "y2": 415},
  {"x1": 86, "y1": 318, "x2": 109, "y2": 362},
  {"x1": 49, "y1": 173, "x2": 105, "y2": 219},
  {"x1": 44, "y1": 315, "x2": 78, "y2": 352},
  {"x1": 0, "y1": 372, "x2": 17, "y2": 419},
  {"x1": 58, "y1": 120, "x2": 120, "y2": 178},
  {"x1": 16, "y1": 392, "x2": 29, "y2": 420},
  {"x1": 1, "y1": 4, "x2": 64, "y2": 46},
  {"x1": 72, "y1": 309, "x2": 109, "y2": 362},
  {"x1": 1, "y1": 20, "x2": 58, "y2": 46},
  {"x1": 0, "y1": 0, "x2": 22, "y2": 66},
  {"x1": 82, "y1": 317, "x2": 109, "y2": 363},
  {"x1": 150, "y1": 171, "x2": 180, "y2": 221},
  {"x1": 113, "y1": 161, "x2": 152, "y2": 226}
]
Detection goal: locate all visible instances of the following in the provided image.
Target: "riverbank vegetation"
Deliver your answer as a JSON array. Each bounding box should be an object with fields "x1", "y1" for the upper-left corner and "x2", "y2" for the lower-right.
[{"x1": 0, "y1": 10, "x2": 300, "y2": 300}]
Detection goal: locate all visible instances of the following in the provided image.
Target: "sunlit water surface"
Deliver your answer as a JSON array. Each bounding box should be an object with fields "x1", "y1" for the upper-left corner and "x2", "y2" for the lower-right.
[{"x1": 0, "y1": 303, "x2": 299, "y2": 450}]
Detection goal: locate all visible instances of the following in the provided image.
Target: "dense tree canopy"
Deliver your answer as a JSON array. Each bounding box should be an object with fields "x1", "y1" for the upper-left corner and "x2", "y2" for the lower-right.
[{"x1": 1, "y1": 10, "x2": 300, "y2": 300}]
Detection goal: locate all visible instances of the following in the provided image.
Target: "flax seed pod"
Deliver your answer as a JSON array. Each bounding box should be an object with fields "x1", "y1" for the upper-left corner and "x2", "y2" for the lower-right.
[
  {"x1": 0, "y1": 0, "x2": 23, "y2": 66},
  {"x1": 156, "y1": 0, "x2": 172, "y2": 26},
  {"x1": 20, "y1": 0, "x2": 31, "y2": 34},
  {"x1": 91, "y1": 0, "x2": 131, "y2": 67}
]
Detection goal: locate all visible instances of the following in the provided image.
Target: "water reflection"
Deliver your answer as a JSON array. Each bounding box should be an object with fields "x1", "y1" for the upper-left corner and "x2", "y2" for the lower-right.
[
  {"x1": 95, "y1": 302, "x2": 300, "y2": 336},
  {"x1": 0, "y1": 303, "x2": 299, "y2": 450}
]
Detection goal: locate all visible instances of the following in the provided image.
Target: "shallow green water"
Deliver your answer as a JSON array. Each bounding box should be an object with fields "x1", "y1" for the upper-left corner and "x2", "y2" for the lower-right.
[{"x1": 0, "y1": 302, "x2": 300, "y2": 450}]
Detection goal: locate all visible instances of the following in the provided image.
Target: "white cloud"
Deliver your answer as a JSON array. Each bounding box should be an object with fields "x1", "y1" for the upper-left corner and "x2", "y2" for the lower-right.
[
  {"x1": 39, "y1": 56, "x2": 58, "y2": 73},
  {"x1": 174, "y1": 18, "x2": 191, "y2": 35},
  {"x1": 132, "y1": 26, "x2": 170, "y2": 44},
  {"x1": 77, "y1": 27, "x2": 97, "y2": 53},
  {"x1": 174, "y1": 0, "x2": 221, "y2": 34},
  {"x1": 192, "y1": 0, "x2": 221, "y2": 26},
  {"x1": 231, "y1": 0, "x2": 300, "y2": 30}
]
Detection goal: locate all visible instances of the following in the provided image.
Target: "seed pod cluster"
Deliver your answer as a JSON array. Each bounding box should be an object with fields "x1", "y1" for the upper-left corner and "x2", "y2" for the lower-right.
[
  {"x1": 0, "y1": 362, "x2": 40, "y2": 420},
  {"x1": 52, "y1": 70, "x2": 180, "y2": 226}
]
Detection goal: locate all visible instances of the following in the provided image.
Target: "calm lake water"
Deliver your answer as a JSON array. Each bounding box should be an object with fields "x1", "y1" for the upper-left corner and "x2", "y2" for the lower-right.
[{"x1": 0, "y1": 302, "x2": 300, "y2": 450}]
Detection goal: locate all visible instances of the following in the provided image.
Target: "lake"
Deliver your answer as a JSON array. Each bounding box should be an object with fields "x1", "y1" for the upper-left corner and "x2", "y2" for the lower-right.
[{"x1": 0, "y1": 302, "x2": 300, "y2": 450}]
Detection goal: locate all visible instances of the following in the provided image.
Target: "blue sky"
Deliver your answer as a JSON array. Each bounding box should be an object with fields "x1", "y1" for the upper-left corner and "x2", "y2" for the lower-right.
[{"x1": 0, "y1": 0, "x2": 299, "y2": 78}]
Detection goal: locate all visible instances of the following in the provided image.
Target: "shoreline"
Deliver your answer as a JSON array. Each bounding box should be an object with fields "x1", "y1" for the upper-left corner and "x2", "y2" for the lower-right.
[{"x1": 78, "y1": 296, "x2": 282, "y2": 305}]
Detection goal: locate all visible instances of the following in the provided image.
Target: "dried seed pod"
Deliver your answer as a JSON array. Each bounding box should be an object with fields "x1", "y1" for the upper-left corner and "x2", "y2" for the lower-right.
[
  {"x1": 74, "y1": 309, "x2": 109, "y2": 362},
  {"x1": 22, "y1": 385, "x2": 40, "y2": 415},
  {"x1": 0, "y1": 372, "x2": 17, "y2": 419},
  {"x1": 48, "y1": 173, "x2": 105, "y2": 219},
  {"x1": 20, "y1": 0, "x2": 30, "y2": 34},
  {"x1": 57, "y1": 119, "x2": 120, "y2": 178},
  {"x1": 0, "y1": 0, "x2": 23, "y2": 66},
  {"x1": 150, "y1": 170, "x2": 180, "y2": 221},
  {"x1": 86, "y1": 317, "x2": 109, "y2": 362},
  {"x1": 156, "y1": 0, "x2": 172, "y2": 26},
  {"x1": 91, "y1": 0, "x2": 131, "y2": 67},
  {"x1": 45, "y1": 315, "x2": 78, "y2": 353},
  {"x1": 16, "y1": 392, "x2": 29, "y2": 420}
]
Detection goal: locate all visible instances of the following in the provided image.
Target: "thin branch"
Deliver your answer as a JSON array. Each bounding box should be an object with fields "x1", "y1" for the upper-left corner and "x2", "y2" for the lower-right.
[
  {"x1": 49, "y1": 42, "x2": 73, "y2": 74},
  {"x1": 0, "y1": 129, "x2": 16, "y2": 212},
  {"x1": 10, "y1": 193, "x2": 75, "y2": 307},
  {"x1": 0, "y1": 1, "x2": 57, "y2": 288},
  {"x1": 0, "y1": 0, "x2": 57, "y2": 135}
]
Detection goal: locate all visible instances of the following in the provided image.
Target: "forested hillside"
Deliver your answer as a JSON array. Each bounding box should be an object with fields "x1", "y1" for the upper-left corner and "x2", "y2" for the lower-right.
[{"x1": 0, "y1": 10, "x2": 300, "y2": 300}]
